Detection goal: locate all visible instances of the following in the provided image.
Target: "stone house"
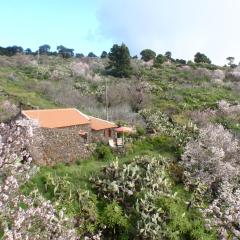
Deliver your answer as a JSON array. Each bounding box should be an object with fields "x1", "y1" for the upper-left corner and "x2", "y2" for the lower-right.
[{"x1": 21, "y1": 108, "x2": 117, "y2": 165}]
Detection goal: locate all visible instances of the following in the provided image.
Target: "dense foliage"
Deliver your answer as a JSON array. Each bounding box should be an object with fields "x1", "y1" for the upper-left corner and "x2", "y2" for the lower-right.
[
  {"x1": 140, "y1": 49, "x2": 156, "y2": 62},
  {"x1": 194, "y1": 52, "x2": 211, "y2": 64},
  {"x1": 106, "y1": 43, "x2": 132, "y2": 77}
]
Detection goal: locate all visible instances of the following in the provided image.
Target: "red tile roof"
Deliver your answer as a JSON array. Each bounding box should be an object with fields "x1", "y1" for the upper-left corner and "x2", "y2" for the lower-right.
[
  {"x1": 89, "y1": 116, "x2": 117, "y2": 130},
  {"x1": 22, "y1": 108, "x2": 90, "y2": 128},
  {"x1": 22, "y1": 108, "x2": 117, "y2": 130}
]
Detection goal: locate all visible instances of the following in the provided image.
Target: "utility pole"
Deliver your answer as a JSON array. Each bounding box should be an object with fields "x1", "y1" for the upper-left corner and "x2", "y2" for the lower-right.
[
  {"x1": 37, "y1": 48, "x2": 40, "y2": 77},
  {"x1": 105, "y1": 78, "x2": 109, "y2": 120}
]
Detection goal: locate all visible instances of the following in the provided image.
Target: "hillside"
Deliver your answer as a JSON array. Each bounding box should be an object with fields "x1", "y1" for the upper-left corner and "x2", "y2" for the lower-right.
[
  {"x1": 1, "y1": 54, "x2": 240, "y2": 124},
  {"x1": 1, "y1": 53, "x2": 240, "y2": 239}
]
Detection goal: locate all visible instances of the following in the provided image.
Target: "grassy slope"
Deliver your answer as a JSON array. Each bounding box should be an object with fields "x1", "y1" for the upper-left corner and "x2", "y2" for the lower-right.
[
  {"x1": 22, "y1": 136, "x2": 216, "y2": 239},
  {"x1": 3, "y1": 57, "x2": 239, "y2": 238},
  {"x1": 1, "y1": 57, "x2": 239, "y2": 125},
  {"x1": 143, "y1": 65, "x2": 240, "y2": 127},
  {"x1": 0, "y1": 67, "x2": 57, "y2": 109}
]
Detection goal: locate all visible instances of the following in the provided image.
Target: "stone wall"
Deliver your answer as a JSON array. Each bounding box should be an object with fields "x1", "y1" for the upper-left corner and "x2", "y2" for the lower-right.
[{"x1": 31, "y1": 124, "x2": 92, "y2": 165}]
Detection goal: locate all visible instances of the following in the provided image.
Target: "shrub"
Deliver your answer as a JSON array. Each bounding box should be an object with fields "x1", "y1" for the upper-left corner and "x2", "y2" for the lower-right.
[
  {"x1": 101, "y1": 201, "x2": 129, "y2": 238},
  {"x1": 154, "y1": 54, "x2": 167, "y2": 66},
  {"x1": 91, "y1": 155, "x2": 214, "y2": 239},
  {"x1": 203, "y1": 182, "x2": 240, "y2": 239},
  {"x1": 168, "y1": 162, "x2": 184, "y2": 183},
  {"x1": 139, "y1": 109, "x2": 197, "y2": 148},
  {"x1": 156, "y1": 196, "x2": 217, "y2": 240},
  {"x1": 94, "y1": 143, "x2": 113, "y2": 161},
  {"x1": 140, "y1": 49, "x2": 156, "y2": 62},
  {"x1": 91, "y1": 155, "x2": 174, "y2": 239},
  {"x1": 194, "y1": 52, "x2": 211, "y2": 64},
  {"x1": 135, "y1": 125, "x2": 146, "y2": 136}
]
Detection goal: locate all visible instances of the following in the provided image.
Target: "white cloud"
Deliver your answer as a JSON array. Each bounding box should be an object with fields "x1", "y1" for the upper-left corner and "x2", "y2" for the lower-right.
[{"x1": 97, "y1": 0, "x2": 240, "y2": 65}]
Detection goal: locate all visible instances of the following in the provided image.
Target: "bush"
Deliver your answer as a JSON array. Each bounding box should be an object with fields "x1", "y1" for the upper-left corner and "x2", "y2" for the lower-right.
[
  {"x1": 168, "y1": 162, "x2": 184, "y2": 184},
  {"x1": 156, "y1": 196, "x2": 217, "y2": 240},
  {"x1": 194, "y1": 52, "x2": 211, "y2": 64},
  {"x1": 94, "y1": 143, "x2": 113, "y2": 161},
  {"x1": 140, "y1": 49, "x2": 156, "y2": 62},
  {"x1": 154, "y1": 54, "x2": 167, "y2": 66},
  {"x1": 135, "y1": 125, "x2": 146, "y2": 136},
  {"x1": 101, "y1": 201, "x2": 130, "y2": 238}
]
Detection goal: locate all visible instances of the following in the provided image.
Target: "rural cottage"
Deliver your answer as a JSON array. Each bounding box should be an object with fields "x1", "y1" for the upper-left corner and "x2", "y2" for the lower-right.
[{"x1": 21, "y1": 108, "x2": 117, "y2": 164}]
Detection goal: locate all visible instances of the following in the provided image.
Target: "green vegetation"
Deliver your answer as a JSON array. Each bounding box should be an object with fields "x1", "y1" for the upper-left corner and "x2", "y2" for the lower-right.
[
  {"x1": 156, "y1": 189, "x2": 217, "y2": 240},
  {"x1": 140, "y1": 49, "x2": 156, "y2": 61},
  {"x1": 154, "y1": 53, "x2": 167, "y2": 65},
  {"x1": 107, "y1": 43, "x2": 132, "y2": 77},
  {"x1": 21, "y1": 133, "x2": 217, "y2": 239},
  {"x1": 194, "y1": 52, "x2": 211, "y2": 64},
  {"x1": 1, "y1": 47, "x2": 240, "y2": 238},
  {"x1": 94, "y1": 143, "x2": 114, "y2": 162}
]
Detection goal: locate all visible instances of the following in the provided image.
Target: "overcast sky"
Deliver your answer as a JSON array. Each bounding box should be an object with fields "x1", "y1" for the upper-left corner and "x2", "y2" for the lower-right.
[{"x1": 1, "y1": 0, "x2": 240, "y2": 65}]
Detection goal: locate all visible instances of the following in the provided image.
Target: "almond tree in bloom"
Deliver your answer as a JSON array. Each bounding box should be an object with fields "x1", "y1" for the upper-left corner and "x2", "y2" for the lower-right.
[
  {"x1": 203, "y1": 181, "x2": 240, "y2": 239},
  {"x1": 182, "y1": 124, "x2": 239, "y2": 190},
  {"x1": 0, "y1": 120, "x2": 77, "y2": 240},
  {"x1": 182, "y1": 124, "x2": 240, "y2": 238}
]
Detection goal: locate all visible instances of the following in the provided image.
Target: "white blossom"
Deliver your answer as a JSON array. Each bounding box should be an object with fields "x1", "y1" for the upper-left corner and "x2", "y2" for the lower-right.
[{"x1": 0, "y1": 120, "x2": 78, "y2": 240}]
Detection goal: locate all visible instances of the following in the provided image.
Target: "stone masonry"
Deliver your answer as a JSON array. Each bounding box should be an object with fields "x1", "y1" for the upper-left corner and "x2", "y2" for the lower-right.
[{"x1": 31, "y1": 124, "x2": 92, "y2": 165}]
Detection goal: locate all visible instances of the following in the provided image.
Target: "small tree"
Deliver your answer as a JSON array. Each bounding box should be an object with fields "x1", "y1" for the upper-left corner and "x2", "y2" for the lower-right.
[
  {"x1": 226, "y1": 56, "x2": 235, "y2": 67},
  {"x1": 101, "y1": 51, "x2": 108, "y2": 59},
  {"x1": 194, "y1": 52, "x2": 211, "y2": 64},
  {"x1": 39, "y1": 44, "x2": 51, "y2": 55},
  {"x1": 57, "y1": 45, "x2": 74, "y2": 58},
  {"x1": 4, "y1": 46, "x2": 23, "y2": 56},
  {"x1": 181, "y1": 124, "x2": 239, "y2": 193},
  {"x1": 175, "y1": 59, "x2": 186, "y2": 65},
  {"x1": 165, "y1": 51, "x2": 172, "y2": 60},
  {"x1": 154, "y1": 54, "x2": 166, "y2": 66},
  {"x1": 75, "y1": 53, "x2": 84, "y2": 58},
  {"x1": 140, "y1": 49, "x2": 156, "y2": 62},
  {"x1": 101, "y1": 201, "x2": 129, "y2": 238},
  {"x1": 88, "y1": 52, "x2": 97, "y2": 58},
  {"x1": 107, "y1": 43, "x2": 132, "y2": 78},
  {"x1": 24, "y1": 48, "x2": 32, "y2": 55}
]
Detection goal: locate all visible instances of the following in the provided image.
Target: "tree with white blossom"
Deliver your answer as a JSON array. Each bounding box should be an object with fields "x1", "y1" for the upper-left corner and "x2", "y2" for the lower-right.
[
  {"x1": 181, "y1": 124, "x2": 240, "y2": 239},
  {"x1": 0, "y1": 120, "x2": 78, "y2": 240},
  {"x1": 182, "y1": 124, "x2": 240, "y2": 192},
  {"x1": 203, "y1": 181, "x2": 240, "y2": 239}
]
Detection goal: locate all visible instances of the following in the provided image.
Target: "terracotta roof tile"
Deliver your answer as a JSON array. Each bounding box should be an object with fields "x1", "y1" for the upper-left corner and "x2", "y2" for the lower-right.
[
  {"x1": 22, "y1": 108, "x2": 90, "y2": 128},
  {"x1": 89, "y1": 116, "x2": 117, "y2": 131},
  {"x1": 21, "y1": 108, "x2": 117, "y2": 131}
]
